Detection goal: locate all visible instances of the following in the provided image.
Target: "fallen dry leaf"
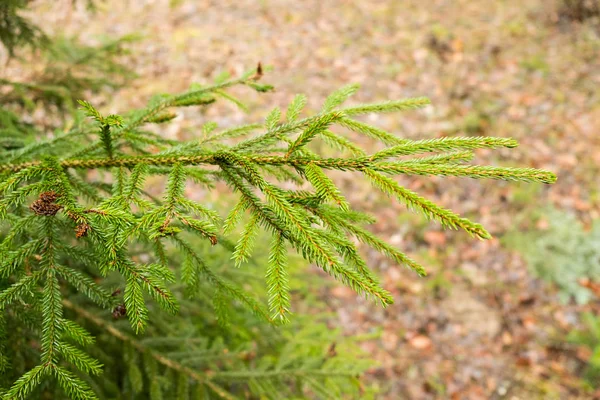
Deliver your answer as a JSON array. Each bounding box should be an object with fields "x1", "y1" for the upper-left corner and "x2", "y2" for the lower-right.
[{"x1": 409, "y1": 335, "x2": 433, "y2": 350}]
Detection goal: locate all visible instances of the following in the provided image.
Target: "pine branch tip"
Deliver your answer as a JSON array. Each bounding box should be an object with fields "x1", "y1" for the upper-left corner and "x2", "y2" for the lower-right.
[{"x1": 542, "y1": 171, "x2": 558, "y2": 184}]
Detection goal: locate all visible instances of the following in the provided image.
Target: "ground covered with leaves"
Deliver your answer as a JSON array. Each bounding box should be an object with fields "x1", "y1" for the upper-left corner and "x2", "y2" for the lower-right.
[{"x1": 9, "y1": 0, "x2": 600, "y2": 398}]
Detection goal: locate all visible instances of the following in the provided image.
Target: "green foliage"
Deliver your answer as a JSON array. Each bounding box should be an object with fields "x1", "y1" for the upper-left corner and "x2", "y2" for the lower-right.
[
  {"x1": 267, "y1": 232, "x2": 291, "y2": 322},
  {"x1": 1, "y1": 2, "x2": 135, "y2": 124},
  {"x1": 0, "y1": 8, "x2": 557, "y2": 394},
  {"x1": 0, "y1": 108, "x2": 36, "y2": 151},
  {"x1": 1, "y1": 228, "x2": 378, "y2": 399},
  {"x1": 0, "y1": 71, "x2": 556, "y2": 396},
  {"x1": 0, "y1": 1, "x2": 106, "y2": 60},
  {"x1": 505, "y1": 209, "x2": 600, "y2": 304},
  {"x1": 0, "y1": 0, "x2": 46, "y2": 56},
  {"x1": 1, "y1": 34, "x2": 135, "y2": 111}
]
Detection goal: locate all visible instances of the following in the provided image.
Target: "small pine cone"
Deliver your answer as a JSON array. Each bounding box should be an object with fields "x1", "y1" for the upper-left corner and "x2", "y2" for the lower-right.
[
  {"x1": 30, "y1": 191, "x2": 62, "y2": 216},
  {"x1": 39, "y1": 191, "x2": 59, "y2": 202},
  {"x1": 112, "y1": 304, "x2": 127, "y2": 319},
  {"x1": 75, "y1": 223, "x2": 90, "y2": 238}
]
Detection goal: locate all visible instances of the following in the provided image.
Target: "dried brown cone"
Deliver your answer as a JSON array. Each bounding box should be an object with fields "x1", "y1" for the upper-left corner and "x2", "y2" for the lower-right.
[
  {"x1": 30, "y1": 191, "x2": 62, "y2": 216},
  {"x1": 75, "y1": 223, "x2": 90, "y2": 238},
  {"x1": 112, "y1": 304, "x2": 126, "y2": 319}
]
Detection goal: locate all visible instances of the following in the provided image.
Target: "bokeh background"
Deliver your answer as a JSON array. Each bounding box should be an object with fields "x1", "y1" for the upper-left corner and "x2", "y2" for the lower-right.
[{"x1": 10, "y1": 0, "x2": 600, "y2": 398}]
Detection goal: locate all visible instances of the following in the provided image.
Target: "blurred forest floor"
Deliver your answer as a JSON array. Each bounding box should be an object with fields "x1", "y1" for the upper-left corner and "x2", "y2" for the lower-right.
[{"x1": 12, "y1": 0, "x2": 600, "y2": 398}]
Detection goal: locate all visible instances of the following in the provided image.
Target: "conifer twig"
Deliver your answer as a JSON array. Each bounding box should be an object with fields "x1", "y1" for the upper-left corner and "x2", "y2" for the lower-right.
[
  {"x1": 61, "y1": 299, "x2": 236, "y2": 400},
  {"x1": 0, "y1": 72, "x2": 558, "y2": 399},
  {"x1": 0, "y1": 154, "x2": 558, "y2": 185}
]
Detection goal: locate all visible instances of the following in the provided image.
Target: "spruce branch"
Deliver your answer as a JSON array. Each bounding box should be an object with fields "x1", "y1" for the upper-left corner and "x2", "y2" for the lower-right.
[
  {"x1": 286, "y1": 94, "x2": 307, "y2": 122},
  {"x1": 341, "y1": 97, "x2": 431, "y2": 115},
  {"x1": 223, "y1": 199, "x2": 250, "y2": 235},
  {"x1": 216, "y1": 151, "x2": 394, "y2": 305},
  {"x1": 0, "y1": 154, "x2": 558, "y2": 185},
  {"x1": 304, "y1": 162, "x2": 350, "y2": 211},
  {"x1": 77, "y1": 100, "x2": 123, "y2": 159},
  {"x1": 398, "y1": 150, "x2": 475, "y2": 165},
  {"x1": 172, "y1": 236, "x2": 271, "y2": 322},
  {"x1": 265, "y1": 107, "x2": 282, "y2": 131},
  {"x1": 266, "y1": 232, "x2": 291, "y2": 323},
  {"x1": 232, "y1": 213, "x2": 260, "y2": 267},
  {"x1": 286, "y1": 112, "x2": 343, "y2": 157},
  {"x1": 338, "y1": 117, "x2": 407, "y2": 146},
  {"x1": 0, "y1": 273, "x2": 41, "y2": 307},
  {"x1": 4, "y1": 365, "x2": 50, "y2": 400},
  {"x1": 53, "y1": 366, "x2": 98, "y2": 400},
  {"x1": 322, "y1": 83, "x2": 360, "y2": 112},
  {"x1": 312, "y1": 206, "x2": 427, "y2": 276},
  {"x1": 0, "y1": 72, "x2": 558, "y2": 399},
  {"x1": 367, "y1": 137, "x2": 518, "y2": 161},
  {"x1": 61, "y1": 299, "x2": 236, "y2": 400},
  {"x1": 363, "y1": 169, "x2": 491, "y2": 239},
  {"x1": 373, "y1": 163, "x2": 557, "y2": 183}
]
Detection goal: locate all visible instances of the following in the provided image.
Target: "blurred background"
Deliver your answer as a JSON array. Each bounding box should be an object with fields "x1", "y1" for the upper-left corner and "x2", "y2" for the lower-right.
[{"x1": 4, "y1": 0, "x2": 600, "y2": 398}]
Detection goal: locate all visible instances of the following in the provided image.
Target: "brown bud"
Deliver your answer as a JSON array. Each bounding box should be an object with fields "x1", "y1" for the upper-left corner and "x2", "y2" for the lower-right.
[
  {"x1": 252, "y1": 62, "x2": 263, "y2": 80},
  {"x1": 327, "y1": 342, "x2": 337, "y2": 357},
  {"x1": 112, "y1": 304, "x2": 127, "y2": 319}
]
